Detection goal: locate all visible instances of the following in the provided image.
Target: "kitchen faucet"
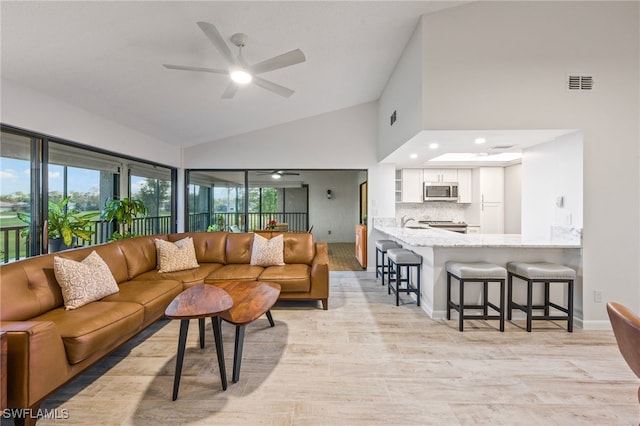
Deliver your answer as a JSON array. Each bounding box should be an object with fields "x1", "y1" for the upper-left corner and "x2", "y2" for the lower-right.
[{"x1": 401, "y1": 215, "x2": 415, "y2": 227}]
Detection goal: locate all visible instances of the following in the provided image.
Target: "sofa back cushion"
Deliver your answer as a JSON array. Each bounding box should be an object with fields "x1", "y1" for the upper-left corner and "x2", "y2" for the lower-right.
[
  {"x1": 283, "y1": 233, "x2": 315, "y2": 265},
  {"x1": 226, "y1": 233, "x2": 254, "y2": 264},
  {"x1": 118, "y1": 235, "x2": 165, "y2": 279},
  {"x1": 0, "y1": 255, "x2": 62, "y2": 321},
  {"x1": 169, "y1": 232, "x2": 227, "y2": 264},
  {"x1": 0, "y1": 242, "x2": 128, "y2": 321}
]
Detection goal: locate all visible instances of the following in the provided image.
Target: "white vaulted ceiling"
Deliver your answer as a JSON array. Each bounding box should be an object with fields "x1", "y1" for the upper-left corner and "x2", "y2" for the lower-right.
[{"x1": 0, "y1": 1, "x2": 468, "y2": 147}]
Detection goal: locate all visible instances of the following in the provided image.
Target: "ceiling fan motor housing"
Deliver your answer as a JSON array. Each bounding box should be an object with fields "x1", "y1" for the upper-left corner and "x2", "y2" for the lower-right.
[{"x1": 230, "y1": 33, "x2": 248, "y2": 47}]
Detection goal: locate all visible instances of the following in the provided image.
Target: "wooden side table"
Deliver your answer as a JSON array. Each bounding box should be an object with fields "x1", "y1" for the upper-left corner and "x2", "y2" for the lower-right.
[
  {"x1": 165, "y1": 285, "x2": 233, "y2": 400},
  {"x1": 211, "y1": 281, "x2": 281, "y2": 383}
]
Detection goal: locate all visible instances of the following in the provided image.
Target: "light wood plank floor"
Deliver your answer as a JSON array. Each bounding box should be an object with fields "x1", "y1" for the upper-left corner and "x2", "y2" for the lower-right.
[{"x1": 18, "y1": 271, "x2": 640, "y2": 425}]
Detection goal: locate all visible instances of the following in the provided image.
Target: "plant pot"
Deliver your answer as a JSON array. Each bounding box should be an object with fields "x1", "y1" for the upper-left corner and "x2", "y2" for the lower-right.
[{"x1": 48, "y1": 238, "x2": 75, "y2": 253}]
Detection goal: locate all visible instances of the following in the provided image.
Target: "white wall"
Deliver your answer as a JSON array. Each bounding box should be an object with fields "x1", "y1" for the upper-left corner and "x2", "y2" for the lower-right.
[
  {"x1": 304, "y1": 171, "x2": 362, "y2": 243},
  {"x1": 183, "y1": 101, "x2": 383, "y2": 244},
  {"x1": 377, "y1": 18, "x2": 424, "y2": 161},
  {"x1": 418, "y1": 1, "x2": 639, "y2": 327},
  {"x1": 522, "y1": 133, "x2": 583, "y2": 237},
  {"x1": 504, "y1": 164, "x2": 522, "y2": 234},
  {"x1": 1, "y1": 79, "x2": 181, "y2": 167},
  {"x1": 184, "y1": 102, "x2": 378, "y2": 169}
]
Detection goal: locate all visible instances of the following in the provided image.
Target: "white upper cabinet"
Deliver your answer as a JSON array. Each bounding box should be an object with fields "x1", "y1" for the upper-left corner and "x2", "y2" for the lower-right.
[
  {"x1": 400, "y1": 169, "x2": 423, "y2": 203},
  {"x1": 456, "y1": 169, "x2": 472, "y2": 203},
  {"x1": 423, "y1": 168, "x2": 458, "y2": 182}
]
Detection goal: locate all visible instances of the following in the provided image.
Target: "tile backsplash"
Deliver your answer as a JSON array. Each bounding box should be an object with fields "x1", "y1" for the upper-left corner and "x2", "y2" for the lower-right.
[{"x1": 396, "y1": 202, "x2": 468, "y2": 224}]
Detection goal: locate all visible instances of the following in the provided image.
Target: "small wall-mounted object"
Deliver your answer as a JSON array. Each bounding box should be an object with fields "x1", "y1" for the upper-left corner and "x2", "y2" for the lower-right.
[
  {"x1": 556, "y1": 196, "x2": 564, "y2": 208},
  {"x1": 327, "y1": 189, "x2": 333, "y2": 199},
  {"x1": 390, "y1": 110, "x2": 397, "y2": 126}
]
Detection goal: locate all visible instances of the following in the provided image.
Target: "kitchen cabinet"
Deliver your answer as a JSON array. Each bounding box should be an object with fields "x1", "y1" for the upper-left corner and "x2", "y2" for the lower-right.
[
  {"x1": 400, "y1": 169, "x2": 423, "y2": 203},
  {"x1": 423, "y1": 168, "x2": 458, "y2": 183},
  {"x1": 355, "y1": 224, "x2": 367, "y2": 269},
  {"x1": 457, "y1": 169, "x2": 472, "y2": 203},
  {"x1": 471, "y1": 167, "x2": 505, "y2": 233},
  {"x1": 395, "y1": 170, "x2": 402, "y2": 202},
  {"x1": 476, "y1": 167, "x2": 504, "y2": 203},
  {"x1": 480, "y1": 203, "x2": 504, "y2": 234}
]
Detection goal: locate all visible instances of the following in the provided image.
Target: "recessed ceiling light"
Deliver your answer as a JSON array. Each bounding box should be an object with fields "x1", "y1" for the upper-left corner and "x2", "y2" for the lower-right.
[
  {"x1": 475, "y1": 137, "x2": 486, "y2": 145},
  {"x1": 429, "y1": 143, "x2": 439, "y2": 149},
  {"x1": 230, "y1": 69, "x2": 252, "y2": 84},
  {"x1": 410, "y1": 153, "x2": 418, "y2": 159}
]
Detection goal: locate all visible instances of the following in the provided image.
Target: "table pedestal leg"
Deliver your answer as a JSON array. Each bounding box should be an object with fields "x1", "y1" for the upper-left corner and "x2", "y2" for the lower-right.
[
  {"x1": 172, "y1": 320, "x2": 189, "y2": 401},
  {"x1": 198, "y1": 318, "x2": 205, "y2": 348},
  {"x1": 211, "y1": 316, "x2": 227, "y2": 390},
  {"x1": 232, "y1": 325, "x2": 246, "y2": 383}
]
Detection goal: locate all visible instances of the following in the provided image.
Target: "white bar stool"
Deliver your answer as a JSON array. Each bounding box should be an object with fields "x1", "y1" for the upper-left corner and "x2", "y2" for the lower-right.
[
  {"x1": 446, "y1": 261, "x2": 507, "y2": 332},
  {"x1": 387, "y1": 248, "x2": 422, "y2": 306},
  {"x1": 507, "y1": 262, "x2": 576, "y2": 332},
  {"x1": 375, "y1": 240, "x2": 401, "y2": 286}
]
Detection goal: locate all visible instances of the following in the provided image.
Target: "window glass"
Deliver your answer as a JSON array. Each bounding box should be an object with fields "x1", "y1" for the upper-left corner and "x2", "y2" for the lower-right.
[
  {"x1": 130, "y1": 175, "x2": 172, "y2": 235},
  {"x1": 186, "y1": 171, "x2": 245, "y2": 232},
  {"x1": 0, "y1": 132, "x2": 33, "y2": 262}
]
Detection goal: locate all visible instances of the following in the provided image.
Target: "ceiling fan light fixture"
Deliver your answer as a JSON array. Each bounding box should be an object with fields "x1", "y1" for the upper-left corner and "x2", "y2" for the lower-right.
[
  {"x1": 230, "y1": 69, "x2": 252, "y2": 84},
  {"x1": 271, "y1": 172, "x2": 282, "y2": 179}
]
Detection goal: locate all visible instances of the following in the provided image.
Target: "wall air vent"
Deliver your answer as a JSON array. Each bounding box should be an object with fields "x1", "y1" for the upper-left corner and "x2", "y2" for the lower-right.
[
  {"x1": 567, "y1": 75, "x2": 594, "y2": 91},
  {"x1": 490, "y1": 145, "x2": 515, "y2": 150}
]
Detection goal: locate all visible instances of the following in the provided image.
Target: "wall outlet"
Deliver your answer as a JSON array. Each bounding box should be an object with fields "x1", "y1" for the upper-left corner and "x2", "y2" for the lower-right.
[
  {"x1": 594, "y1": 290, "x2": 603, "y2": 303},
  {"x1": 328, "y1": 230, "x2": 331, "y2": 235}
]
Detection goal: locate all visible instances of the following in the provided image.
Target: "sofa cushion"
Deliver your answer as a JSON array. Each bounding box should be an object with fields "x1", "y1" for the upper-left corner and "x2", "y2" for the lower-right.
[
  {"x1": 118, "y1": 235, "x2": 166, "y2": 279},
  {"x1": 225, "y1": 233, "x2": 254, "y2": 264},
  {"x1": 204, "y1": 264, "x2": 264, "y2": 282},
  {"x1": 251, "y1": 233, "x2": 285, "y2": 266},
  {"x1": 259, "y1": 264, "x2": 312, "y2": 292},
  {"x1": 133, "y1": 263, "x2": 223, "y2": 286},
  {"x1": 31, "y1": 301, "x2": 144, "y2": 364},
  {"x1": 102, "y1": 280, "x2": 183, "y2": 324},
  {"x1": 53, "y1": 251, "x2": 120, "y2": 310},
  {"x1": 169, "y1": 232, "x2": 227, "y2": 264},
  {"x1": 155, "y1": 237, "x2": 199, "y2": 273},
  {"x1": 283, "y1": 233, "x2": 315, "y2": 265}
]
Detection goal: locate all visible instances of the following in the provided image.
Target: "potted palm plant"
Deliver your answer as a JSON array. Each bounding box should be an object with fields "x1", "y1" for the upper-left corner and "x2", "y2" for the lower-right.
[
  {"x1": 101, "y1": 197, "x2": 148, "y2": 240},
  {"x1": 18, "y1": 196, "x2": 96, "y2": 252}
]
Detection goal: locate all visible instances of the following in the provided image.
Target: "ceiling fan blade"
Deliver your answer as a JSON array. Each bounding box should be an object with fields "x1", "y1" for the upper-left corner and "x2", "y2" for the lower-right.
[
  {"x1": 221, "y1": 82, "x2": 239, "y2": 99},
  {"x1": 163, "y1": 64, "x2": 228, "y2": 74},
  {"x1": 252, "y1": 76, "x2": 295, "y2": 98},
  {"x1": 196, "y1": 21, "x2": 235, "y2": 65},
  {"x1": 250, "y1": 49, "x2": 306, "y2": 75}
]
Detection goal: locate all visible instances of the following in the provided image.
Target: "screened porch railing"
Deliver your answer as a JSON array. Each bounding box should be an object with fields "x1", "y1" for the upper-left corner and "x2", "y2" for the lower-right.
[{"x1": 1, "y1": 212, "x2": 308, "y2": 264}]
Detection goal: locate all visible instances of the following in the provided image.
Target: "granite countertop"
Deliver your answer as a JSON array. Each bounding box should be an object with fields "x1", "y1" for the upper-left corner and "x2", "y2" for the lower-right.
[{"x1": 374, "y1": 225, "x2": 582, "y2": 248}]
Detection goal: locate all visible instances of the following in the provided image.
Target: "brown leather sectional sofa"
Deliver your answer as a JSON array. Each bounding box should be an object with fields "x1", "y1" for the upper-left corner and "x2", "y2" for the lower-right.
[{"x1": 0, "y1": 231, "x2": 328, "y2": 424}]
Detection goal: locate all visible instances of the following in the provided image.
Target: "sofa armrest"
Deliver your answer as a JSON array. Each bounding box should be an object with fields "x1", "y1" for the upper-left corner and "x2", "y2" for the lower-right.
[
  {"x1": 0, "y1": 321, "x2": 71, "y2": 409},
  {"x1": 310, "y1": 243, "x2": 330, "y2": 309}
]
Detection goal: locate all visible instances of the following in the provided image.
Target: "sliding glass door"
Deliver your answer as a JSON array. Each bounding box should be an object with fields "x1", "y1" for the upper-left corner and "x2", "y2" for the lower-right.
[
  {"x1": 186, "y1": 170, "x2": 309, "y2": 232},
  {"x1": 0, "y1": 126, "x2": 177, "y2": 263}
]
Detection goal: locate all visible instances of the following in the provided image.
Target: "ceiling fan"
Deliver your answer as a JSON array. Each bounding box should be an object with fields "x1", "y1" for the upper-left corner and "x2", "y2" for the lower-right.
[
  {"x1": 163, "y1": 21, "x2": 306, "y2": 99},
  {"x1": 257, "y1": 170, "x2": 300, "y2": 179}
]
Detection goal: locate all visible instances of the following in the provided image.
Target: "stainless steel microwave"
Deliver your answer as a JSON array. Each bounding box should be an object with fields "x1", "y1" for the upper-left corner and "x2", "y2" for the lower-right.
[{"x1": 424, "y1": 182, "x2": 459, "y2": 201}]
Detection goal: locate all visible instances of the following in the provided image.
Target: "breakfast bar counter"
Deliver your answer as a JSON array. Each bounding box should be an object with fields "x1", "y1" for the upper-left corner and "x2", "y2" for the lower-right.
[{"x1": 373, "y1": 223, "x2": 582, "y2": 323}]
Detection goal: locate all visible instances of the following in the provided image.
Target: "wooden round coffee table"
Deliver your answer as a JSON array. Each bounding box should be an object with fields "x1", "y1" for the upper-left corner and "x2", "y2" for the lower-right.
[
  {"x1": 213, "y1": 281, "x2": 281, "y2": 383},
  {"x1": 165, "y1": 284, "x2": 233, "y2": 400}
]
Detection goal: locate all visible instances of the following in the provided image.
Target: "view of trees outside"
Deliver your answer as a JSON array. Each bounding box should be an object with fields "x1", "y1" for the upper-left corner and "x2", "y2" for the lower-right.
[
  {"x1": 131, "y1": 176, "x2": 171, "y2": 217},
  {"x1": 48, "y1": 164, "x2": 101, "y2": 216},
  {"x1": 249, "y1": 187, "x2": 278, "y2": 213}
]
